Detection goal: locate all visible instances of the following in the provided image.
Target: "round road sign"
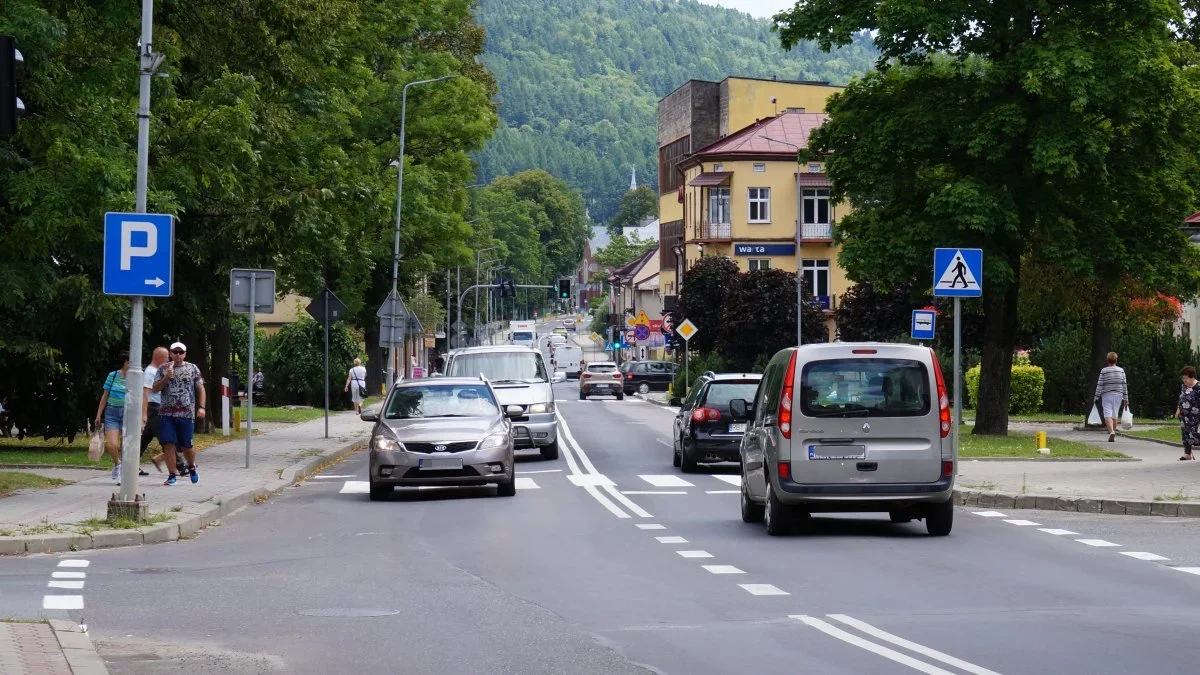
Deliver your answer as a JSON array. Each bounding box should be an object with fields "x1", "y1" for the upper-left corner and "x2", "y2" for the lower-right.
[
  {"x1": 634, "y1": 324, "x2": 651, "y2": 341},
  {"x1": 660, "y1": 312, "x2": 673, "y2": 335}
]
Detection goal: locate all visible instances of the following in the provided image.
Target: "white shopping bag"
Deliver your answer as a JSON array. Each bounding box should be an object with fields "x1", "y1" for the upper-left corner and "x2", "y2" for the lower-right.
[
  {"x1": 1087, "y1": 403, "x2": 1101, "y2": 426},
  {"x1": 1120, "y1": 407, "x2": 1134, "y2": 431}
]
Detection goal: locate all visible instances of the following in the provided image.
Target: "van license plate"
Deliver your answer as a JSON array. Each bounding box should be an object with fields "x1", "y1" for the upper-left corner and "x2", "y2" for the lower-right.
[
  {"x1": 727, "y1": 423, "x2": 746, "y2": 433},
  {"x1": 418, "y1": 458, "x2": 463, "y2": 470},
  {"x1": 808, "y1": 444, "x2": 866, "y2": 460}
]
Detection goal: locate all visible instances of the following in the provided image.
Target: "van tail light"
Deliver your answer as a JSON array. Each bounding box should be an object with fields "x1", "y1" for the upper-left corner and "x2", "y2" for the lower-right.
[
  {"x1": 778, "y1": 461, "x2": 791, "y2": 480},
  {"x1": 930, "y1": 349, "x2": 951, "y2": 438},
  {"x1": 691, "y1": 407, "x2": 721, "y2": 422},
  {"x1": 943, "y1": 460, "x2": 954, "y2": 477},
  {"x1": 778, "y1": 350, "x2": 798, "y2": 439}
]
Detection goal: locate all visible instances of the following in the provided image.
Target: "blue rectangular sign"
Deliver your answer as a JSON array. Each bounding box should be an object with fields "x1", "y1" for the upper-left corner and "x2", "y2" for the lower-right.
[
  {"x1": 103, "y1": 212, "x2": 175, "y2": 297},
  {"x1": 933, "y1": 248, "x2": 983, "y2": 298},
  {"x1": 734, "y1": 243, "x2": 797, "y2": 256},
  {"x1": 911, "y1": 309, "x2": 937, "y2": 341}
]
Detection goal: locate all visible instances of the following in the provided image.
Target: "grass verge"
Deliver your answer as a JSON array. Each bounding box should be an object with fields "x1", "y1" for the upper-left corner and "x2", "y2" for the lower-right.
[
  {"x1": 958, "y1": 426, "x2": 1128, "y2": 459},
  {"x1": 0, "y1": 472, "x2": 67, "y2": 498},
  {"x1": 235, "y1": 404, "x2": 327, "y2": 423},
  {"x1": 1127, "y1": 426, "x2": 1184, "y2": 445},
  {"x1": 77, "y1": 512, "x2": 173, "y2": 533},
  {"x1": 0, "y1": 428, "x2": 259, "y2": 467}
]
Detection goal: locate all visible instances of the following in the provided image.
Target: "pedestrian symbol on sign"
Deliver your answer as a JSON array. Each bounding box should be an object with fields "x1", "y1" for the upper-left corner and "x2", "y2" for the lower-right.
[{"x1": 933, "y1": 248, "x2": 983, "y2": 298}]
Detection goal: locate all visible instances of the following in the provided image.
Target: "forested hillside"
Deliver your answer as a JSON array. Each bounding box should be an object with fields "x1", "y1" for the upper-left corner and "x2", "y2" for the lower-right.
[{"x1": 474, "y1": 0, "x2": 876, "y2": 222}]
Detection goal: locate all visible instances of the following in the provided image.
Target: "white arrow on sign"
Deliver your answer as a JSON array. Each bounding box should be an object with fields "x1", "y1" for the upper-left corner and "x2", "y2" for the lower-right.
[{"x1": 145, "y1": 277, "x2": 164, "y2": 288}]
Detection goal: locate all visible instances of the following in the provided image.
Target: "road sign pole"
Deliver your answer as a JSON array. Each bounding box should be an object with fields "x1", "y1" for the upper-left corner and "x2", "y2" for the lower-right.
[
  {"x1": 323, "y1": 291, "x2": 330, "y2": 439},
  {"x1": 246, "y1": 273, "x2": 255, "y2": 469},
  {"x1": 953, "y1": 297, "x2": 962, "y2": 455}
]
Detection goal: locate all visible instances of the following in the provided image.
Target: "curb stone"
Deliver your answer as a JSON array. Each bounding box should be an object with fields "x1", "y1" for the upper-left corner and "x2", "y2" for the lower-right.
[
  {"x1": 953, "y1": 488, "x2": 1200, "y2": 518},
  {"x1": 1115, "y1": 430, "x2": 1183, "y2": 448},
  {"x1": 0, "y1": 438, "x2": 366, "y2": 555},
  {"x1": 49, "y1": 618, "x2": 110, "y2": 675}
]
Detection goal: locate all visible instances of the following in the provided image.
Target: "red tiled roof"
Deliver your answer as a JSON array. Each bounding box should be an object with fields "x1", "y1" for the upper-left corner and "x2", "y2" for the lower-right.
[
  {"x1": 690, "y1": 110, "x2": 829, "y2": 160},
  {"x1": 1185, "y1": 211, "x2": 1200, "y2": 224}
]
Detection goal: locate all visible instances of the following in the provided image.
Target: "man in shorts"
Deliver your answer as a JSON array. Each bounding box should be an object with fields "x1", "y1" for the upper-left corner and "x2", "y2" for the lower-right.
[{"x1": 151, "y1": 342, "x2": 207, "y2": 485}]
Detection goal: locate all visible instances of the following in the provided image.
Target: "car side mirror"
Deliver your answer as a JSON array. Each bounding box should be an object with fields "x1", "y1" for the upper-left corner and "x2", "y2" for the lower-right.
[
  {"x1": 505, "y1": 405, "x2": 524, "y2": 419},
  {"x1": 360, "y1": 410, "x2": 378, "y2": 422},
  {"x1": 729, "y1": 399, "x2": 750, "y2": 421}
]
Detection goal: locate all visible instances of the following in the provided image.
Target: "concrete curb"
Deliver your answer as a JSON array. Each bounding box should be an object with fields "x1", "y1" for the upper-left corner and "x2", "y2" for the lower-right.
[
  {"x1": 0, "y1": 438, "x2": 366, "y2": 556},
  {"x1": 49, "y1": 618, "x2": 109, "y2": 674},
  {"x1": 960, "y1": 457, "x2": 1141, "y2": 462},
  {"x1": 0, "y1": 464, "x2": 108, "y2": 471},
  {"x1": 634, "y1": 393, "x2": 677, "y2": 409},
  {"x1": 1115, "y1": 430, "x2": 1184, "y2": 448},
  {"x1": 953, "y1": 488, "x2": 1200, "y2": 518}
]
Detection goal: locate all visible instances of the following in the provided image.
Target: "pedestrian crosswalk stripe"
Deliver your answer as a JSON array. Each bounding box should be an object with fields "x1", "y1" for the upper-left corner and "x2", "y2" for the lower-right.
[
  {"x1": 711, "y1": 475, "x2": 741, "y2": 486},
  {"x1": 638, "y1": 474, "x2": 694, "y2": 488},
  {"x1": 515, "y1": 477, "x2": 539, "y2": 490},
  {"x1": 340, "y1": 481, "x2": 369, "y2": 494},
  {"x1": 57, "y1": 560, "x2": 89, "y2": 568},
  {"x1": 43, "y1": 595, "x2": 83, "y2": 610}
]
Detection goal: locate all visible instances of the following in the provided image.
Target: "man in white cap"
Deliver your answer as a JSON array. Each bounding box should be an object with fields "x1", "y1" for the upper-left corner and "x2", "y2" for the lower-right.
[{"x1": 150, "y1": 341, "x2": 206, "y2": 485}]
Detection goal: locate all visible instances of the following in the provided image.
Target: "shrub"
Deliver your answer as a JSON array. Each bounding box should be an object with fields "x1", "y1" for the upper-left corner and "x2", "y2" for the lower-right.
[
  {"x1": 259, "y1": 317, "x2": 361, "y2": 409},
  {"x1": 1030, "y1": 326, "x2": 1091, "y2": 414},
  {"x1": 966, "y1": 363, "x2": 1045, "y2": 415},
  {"x1": 670, "y1": 351, "x2": 730, "y2": 399}
]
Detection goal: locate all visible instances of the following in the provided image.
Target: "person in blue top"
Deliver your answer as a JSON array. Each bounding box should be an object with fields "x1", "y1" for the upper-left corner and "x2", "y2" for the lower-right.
[{"x1": 94, "y1": 351, "x2": 130, "y2": 483}]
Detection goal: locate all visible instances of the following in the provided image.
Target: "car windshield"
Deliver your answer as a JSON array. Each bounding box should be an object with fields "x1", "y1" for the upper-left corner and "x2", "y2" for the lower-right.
[
  {"x1": 447, "y1": 352, "x2": 548, "y2": 383},
  {"x1": 385, "y1": 384, "x2": 499, "y2": 419},
  {"x1": 704, "y1": 382, "x2": 760, "y2": 409},
  {"x1": 512, "y1": 331, "x2": 534, "y2": 341},
  {"x1": 587, "y1": 364, "x2": 618, "y2": 373},
  {"x1": 800, "y1": 358, "x2": 931, "y2": 418}
]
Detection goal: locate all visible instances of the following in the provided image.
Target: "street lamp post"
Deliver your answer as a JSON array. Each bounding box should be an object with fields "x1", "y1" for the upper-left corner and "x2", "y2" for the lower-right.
[
  {"x1": 760, "y1": 134, "x2": 805, "y2": 346},
  {"x1": 473, "y1": 246, "x2": 500, "y2": 344},
  {"x1": 385, "y1": 73, "x2": 457, "y2": 392},
  {"x1": 486, "y1": 263, "x2": 505, "y2": 344}
]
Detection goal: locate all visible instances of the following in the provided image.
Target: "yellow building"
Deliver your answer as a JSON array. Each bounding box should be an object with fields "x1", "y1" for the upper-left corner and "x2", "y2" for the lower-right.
[{"x1": 656, "y1": 77, "x2": 843, "y2": 324}]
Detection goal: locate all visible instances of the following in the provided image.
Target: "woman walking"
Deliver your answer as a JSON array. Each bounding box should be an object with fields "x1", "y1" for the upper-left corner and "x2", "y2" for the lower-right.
[
  {"x1": 94, "y1": 351, "x2": 130, "y2": 483},
  {"x1": 344, "y1": 358, "x2": 368, "y2": 415},
  {"x1": 1177, "y1": 366, "x2": 1200, "y2": 461},
  {"x1": 1094, "y1": 352, "x2": 1129, "y2": 443}
]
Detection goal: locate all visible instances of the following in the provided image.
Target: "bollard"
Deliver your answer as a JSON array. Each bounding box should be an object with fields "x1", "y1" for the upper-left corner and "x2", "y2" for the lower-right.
[
  {"x1": 1035, "y1": 430, "x2": 1050, "y2": 455},
  {"x1": 233, "y1": 408, "x2": 241, "y2": 433}
]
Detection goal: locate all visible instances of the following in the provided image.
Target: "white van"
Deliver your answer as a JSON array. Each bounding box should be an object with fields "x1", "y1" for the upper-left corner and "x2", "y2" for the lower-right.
[
  {"x1": 551, "y1": 345, "x2": 583, "y2": 379},
  {"x1": 509, "y1": 320, "x2": 537, "y2": 348}
]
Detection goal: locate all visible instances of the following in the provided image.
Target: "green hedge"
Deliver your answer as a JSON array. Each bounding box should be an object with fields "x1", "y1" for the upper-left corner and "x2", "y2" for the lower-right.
[
  {"x1": 965, "y1": 364, "x2": 1045, "y2": 415},
  {"x1": 670, "y1": 351, "x2": 730, "y2": 401}
]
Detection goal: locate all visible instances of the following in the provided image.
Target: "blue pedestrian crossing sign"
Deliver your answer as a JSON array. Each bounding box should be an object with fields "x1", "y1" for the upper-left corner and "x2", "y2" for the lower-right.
[
  {"x1": 103, "y1": 212, "x2": 175, "y2": 297},
  {"x1": 933, "y1": 248, "x2": 982, "y2": 298},
  {"x1": 911, "y1": 310, "x2": 937, "y2": 341}
]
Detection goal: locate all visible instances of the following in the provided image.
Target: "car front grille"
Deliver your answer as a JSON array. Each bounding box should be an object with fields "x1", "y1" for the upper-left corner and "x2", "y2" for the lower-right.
[{"x1": 403, "y1": 441, "x2": 478, "y2": 454}]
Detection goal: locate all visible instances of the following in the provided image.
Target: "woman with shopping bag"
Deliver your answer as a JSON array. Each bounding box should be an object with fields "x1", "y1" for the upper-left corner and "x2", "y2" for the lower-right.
[
  {"x1": 1094, "y1": 352, "x2": 1129, "y2": 443},
  {"x1": 1176, "y1": 366, "x2": 1200, "y2": 461},
  {"x1": 93, "y1": 351, "x2": 131, "y2": 483}
]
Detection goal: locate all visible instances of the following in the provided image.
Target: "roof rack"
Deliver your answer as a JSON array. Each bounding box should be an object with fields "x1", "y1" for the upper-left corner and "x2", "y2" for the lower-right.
[{"x1": 703, "y1": 370, "x2": 717, "y2": 379}]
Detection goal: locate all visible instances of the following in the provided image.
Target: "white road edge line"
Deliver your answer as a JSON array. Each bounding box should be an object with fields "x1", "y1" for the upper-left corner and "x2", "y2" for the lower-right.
[
  {"x1": 555, "y1": 411, "x2": 630, "y2": 519},
  {"x1": 1173, "y1": 567, "x2": 1200, "y2": 575},
  {"x1": 656, "y1": 439, "x2": 672, "y2": 448},
  {"x1": 792, "y1": 616, "x2": 958, "y2": 675},
  {"x1": 556, "y1": 410, "x2": 653, "y2": 518},
  {"x1": 827, "y1": 614, "x2": 1003, "y2": 675},
  {"x1": 310, "y1": 475, "x2": 356, "y2": 479}
]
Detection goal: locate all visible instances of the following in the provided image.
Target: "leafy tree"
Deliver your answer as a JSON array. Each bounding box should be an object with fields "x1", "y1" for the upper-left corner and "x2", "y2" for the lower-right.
[
  {"x1": 833, "y1": 282, "x2": 914, "y2": 342},
  {"x1": 775, "y1": 0, "x2": 1200, "y2": 434},
  {"x1": 488, "y1": 170, "x2": 590, "y2": 279},
  {"x1": 607, "y1": 186, "x2": 657, "y2": 237},
  {"x1": 717, "y1": 269, "x2": 826, "y2": 370},
  {"x1": 594, "y1": 232, "x2": 656, "y2": 276},
  {"x1": 675, "y1": 256, "x2": 741, "y2": 353},
  {"x1": 260, "y1": 318, "x2": 360, "y2": 410}
]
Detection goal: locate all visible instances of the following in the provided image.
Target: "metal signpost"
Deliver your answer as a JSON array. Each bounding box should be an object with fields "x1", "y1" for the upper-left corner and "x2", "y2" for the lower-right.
[
  {"x1": 306, "y1": 288, "x2": 348, "y2": 439},
  {"x1": 675, "y1": 319, "x2": 699, "y2": 397},
  {"x1": 378, "y1": 290, "x2": 408, "y2": 390},
  {"x1": 911, "y1": 309, "x2": 937, "y2": 342},
  {"x1": 230, "y1": 268, "x2": 276, "y2": 468},
  {"x1": 932, "y1": 248, "x2": 983, "y2": 457}
]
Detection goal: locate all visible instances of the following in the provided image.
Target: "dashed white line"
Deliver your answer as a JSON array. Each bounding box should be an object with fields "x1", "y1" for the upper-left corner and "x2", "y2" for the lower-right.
[
  {"x1": 1121, "y1": 552, "x2": 1169, "y2": 561},
  {"x1": 1037, "y1": 528, "x2": 1078, "y2": 536},
  {"x1": 622, "y1": 490, "x2": 687, "y2": 495},
  {"x1": 514, "y1": 477, "x2": 540, "y2": 490},
  {"x1": 51, "y1": 572, "x2": 85, "y2": 579},
  {"x1": 739, "y1": 583, "x2": 789, "y2": 596},
  {"x1": 971, "y1": 511, "x2": 1008, "y2": 518},
  {"x1": 638, "y1": 474, "x2": 694, "y2": 488},
  {"x1": 310, "y1": 475, "x2": 355, "y2": 479},
  {"x1": 57, "y1": 560, "x2": 89, "y2": 568},
  {"x1": 655, "y1": 536, "x2": 688, "y2": 544},
  {"x1": 827, "y1": 614, "x2": 1003, "y2": 675},
  {"x1": 676, "y1": 550, "x2": 714, "y2": 559},
  {"x1": 47, "y1": 581, "x2": 84, "y2": 590},
  {"x1": 1173, "y1": 567, "x2": 1200, "y2": 575},
  {"x1": 636, "y1": 524, "x2": 666, "y2": 530},
  {"x1": 566, "y1": 474, "x2": 615, "y2": 487},
  {"x1": 42, "y1": 595, "x2": 83, "y2": 610},
  {"x1": 517, "y1": 469, "x2": 563, "y2": 474},
  {"x1": 706, "y1": 490, "x2": 739, "y2": 494},
  {"x1": 702, "y1": 565, "x2": 745, "y2": 575},
  {"x1": 793, "y1": 616, "x2": 957, "y2": 675},
  {"x1": 1003, "y1": 519, "x2": 1040, "y2": 526},
  {"x1": 1076, "y1": 539, "x2": 1121, "y2": 547},
  {"x1": 711, "y1": 475, "x2": 741, "y2": 486}
]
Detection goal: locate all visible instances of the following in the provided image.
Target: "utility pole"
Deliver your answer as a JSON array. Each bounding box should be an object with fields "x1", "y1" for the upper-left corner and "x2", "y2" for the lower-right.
[{"x1": 761, "y1": 134, "x2": 805, "y2": 346}]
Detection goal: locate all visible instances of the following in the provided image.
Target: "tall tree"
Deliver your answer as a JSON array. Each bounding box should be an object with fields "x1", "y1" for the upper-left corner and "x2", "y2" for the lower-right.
[
  {"x1": 776, "y1": 0, "x2": 1200, "y2": 434},
  {"x1": 607, "y1": 185, "x2": 657, "y2": 237},
  {"x1": 594, "y1": 231, "x2": 656, "y2": 275},
  {"x1": 675, "y1": 256, "x2": 740, "y2": 354}
]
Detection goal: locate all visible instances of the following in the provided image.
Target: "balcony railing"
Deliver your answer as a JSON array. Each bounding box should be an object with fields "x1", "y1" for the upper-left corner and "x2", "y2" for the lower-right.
[
  {"x1": 801, "y1": 222, "x2": 833, "y2": 240},
  {"x1": 694, "y1": 222, "x2": 731, "y2": 240}
]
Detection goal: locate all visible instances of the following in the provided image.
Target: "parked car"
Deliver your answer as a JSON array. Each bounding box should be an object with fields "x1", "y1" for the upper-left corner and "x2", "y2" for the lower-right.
[
  {"x1": 730, "y1": 343, "x2": 955, "y2": 536},
  {"x1": 579, "y1": 361, "x2": 624, "y2": 400},
  {"x1": 360, "y1": 378, "x2": 520, "y2": 500},
  {"x1": 672, "y1": 372, "x2": 762, "y2": 472},
  {"x1": 621, "y1": 360, "x2": 678, "y2": 395}
]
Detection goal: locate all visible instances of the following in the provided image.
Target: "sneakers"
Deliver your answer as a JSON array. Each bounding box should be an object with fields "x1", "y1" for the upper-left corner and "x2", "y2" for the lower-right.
[
  {"x1": 164, "y1": 474, "x2": 177, "y2": 486},
  {"x1": 190, "y1": 465, "x2": 199, "y2": 484},
  {"x1": 138, "y1": 468, "x2": 150, "y2": 476},
  {"x1": 111, "y1": 465, "x2": 120, "y2": 481}
]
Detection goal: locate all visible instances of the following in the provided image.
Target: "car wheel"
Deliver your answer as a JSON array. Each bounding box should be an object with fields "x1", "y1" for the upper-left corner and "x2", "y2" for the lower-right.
[
  {"x1": 616, "y1": 393, "x2": 624, "y2": 401},
  {"x1": 925, "y1": 498, "x2": 954, "y2": 536},
  {"x1": 496, "y1": 478, "x2": 517, "y2": 497},
  {"x1": 579, "y1": 391, "x2": 587, "y2": 400},
  {"x1": 672, "y1": 436, "x2": 682, "y2": 467},
  {"x1": 679, "y1": 444, "x2": 699, "y2": 473},
  {"x1": 889, "y1": 510, "x2": 913, "y2": 524},
  {"x1": 637, "y1": 382, "x2": 650, "y2": 394},
  {"x1": 764, "y1": 480, "x2": 792, "y2": 536},
  {"x1": 368, "y1": 482, "x2": 391, "y2": 501},
  {"x1": 541, "y1": 439, "x2": 560, "y2": 460},
  {"x1": 741, "y1": 482, "x2": 764, "y2": 523}
]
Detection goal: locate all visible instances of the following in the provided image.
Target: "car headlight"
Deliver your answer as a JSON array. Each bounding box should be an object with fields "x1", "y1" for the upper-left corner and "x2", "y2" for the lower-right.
[
  {"x1": 373, "y1": 435, "x2": 402, "y2": 452},
  {"x1": 528, "y1": 402, "x2": 554, "y2": 414},
  {"x1": 478, "y1": 433, "x2": 509, "y2": 451}
]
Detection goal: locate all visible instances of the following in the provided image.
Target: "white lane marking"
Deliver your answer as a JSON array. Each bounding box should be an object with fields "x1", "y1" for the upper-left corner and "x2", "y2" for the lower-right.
[
  {"x1": 51, "y1": 572, "x2": 86, "y2": 580},
  {"x1": 514, "y1": 477, "x2": 540, "y2": 490},
  {"x1": 43, "y1": 595, "x2": 83, "y2": 610},
  {"x1": 656, "y1": 439, "x2": 673, "y2": 448},
  {"x1": 636, "y1": 524, "x2": 666, "y2": 530},
  {"x1": 971, "y1": 511, "x2": 1008, "y2": 517},
  {"x1": 311, "y1": 475, "x2": 355, "y2": 479},
  {"x1": 622, "y1": 490, "x2": 687, "y2": 495},
  {"x1": 639, "y1": 474, "x2": 695, "y2": 488},
  {"x1": 676, "y1": 550, "x2": 714, "y2": 559},
  {"x1": 793, "y1": 616, "x2": 957, "y2": 675},
  {"x1": 739, "y1": 584, "x2": 789, "y2": 596},
  {"x1": 1076, "y1": 539, "x2": 1121, "y2": 547},
  {"x1": 517, "y1": 469, "x2": 563, "y2": 474},
  {"x1": 57, "y1": 560, "x2": 89, "y2": 568},
  {"x1": 656, "y1": 536, "x2": 688, "y2": 544},
  {"x1": 706, "y1": 490, "x2": 739, "y2": 494},
  {"x1": 1121, "y1": 552, "x2": 1169, "y2": 561},
  {"x1": 1003, "y1": 519, "x2": 1040, "y2": 526},
  {"x1": 554, "y1": 399, "x2": 568, "y2": 403},
  {"x1": 702, "y1": 565, "x2": 745, "y2": 575},
  {"x1": 340, "y1": 481, "x2": 369, "y2": 494},
  {"x1": 1173, "y1": 567, "x2": 1200, "y2": 575},
  {"x1": 47, "y1": 580, "x2": 85, "y2": 590},
  {"x1": 712, "y1": 475, "x2": 741, "y2": 486},
  {"x1": 1038, "y1": 528, "x2": 1078, "y2": 536},
  {"x1": 567, "y1": 474, "x2": 615, "y2": 487},
  {"x1": 827, "y1": 614, "x2": 1003, "y2": 675},
  {"x1": 555, "y1": 413, "x2": 630, "y2": 519},
  {"x1": 557, "y1": 414, "x2": 654, "y2": 518}
]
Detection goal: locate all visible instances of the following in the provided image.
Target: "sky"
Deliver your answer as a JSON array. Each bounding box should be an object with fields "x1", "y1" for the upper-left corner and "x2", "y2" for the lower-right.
[{"x1": 697, "y1": 0, "x2": 795, "y2": 19}]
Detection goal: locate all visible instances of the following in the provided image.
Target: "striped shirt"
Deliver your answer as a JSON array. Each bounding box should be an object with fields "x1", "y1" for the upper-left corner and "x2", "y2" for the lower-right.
[{"x1": 1094, "y1": 365, "x2": 1128, "y2": 399}]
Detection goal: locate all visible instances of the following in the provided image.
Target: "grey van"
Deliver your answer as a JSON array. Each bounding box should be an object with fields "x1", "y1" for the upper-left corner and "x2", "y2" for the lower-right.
[{"x1": 730, "y1": 343, "x2": 955, "y2": 536}]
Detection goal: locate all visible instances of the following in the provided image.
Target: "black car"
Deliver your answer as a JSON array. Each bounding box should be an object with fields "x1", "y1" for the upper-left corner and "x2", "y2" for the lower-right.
[
  {"x1": 621, "y1": 360, "x2": 678, "y2": 395},
  {"x1": 672, "y1": 372, "x2": 762, "y2": 472}
]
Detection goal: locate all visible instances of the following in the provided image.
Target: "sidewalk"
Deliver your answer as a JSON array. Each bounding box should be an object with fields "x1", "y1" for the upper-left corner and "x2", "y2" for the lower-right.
[
  {"x1": 0, "y1": 619, "x2": 107, "y2": 674},
  {"x1": 0, "y1": 409, "x2": 371, "y2": 555}
]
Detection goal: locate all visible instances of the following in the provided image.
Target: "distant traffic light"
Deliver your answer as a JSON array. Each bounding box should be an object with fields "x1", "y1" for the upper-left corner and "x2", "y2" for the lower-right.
[
  {"x1": 557, "y1": 278, "x2": 571, "y2": 299},
  {"x1": 0, "y1": 36, "x2": 24, "y2": 136}
]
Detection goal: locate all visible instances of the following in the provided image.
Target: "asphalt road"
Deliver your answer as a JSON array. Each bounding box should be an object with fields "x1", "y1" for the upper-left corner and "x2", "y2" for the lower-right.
[{"x1": 6, "y1": 379, "x2": 1200, "y2": 674}]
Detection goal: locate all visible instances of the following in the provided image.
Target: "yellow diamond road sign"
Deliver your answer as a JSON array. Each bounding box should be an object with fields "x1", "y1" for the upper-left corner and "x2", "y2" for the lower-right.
[
  {"x1": 590, "y1": 332, "x2": 601, "y2": 342},
  {"x1": 634, "y1": 310, "x2": 651, "y2": 327},
  {"x1": 675, "y1": 318, "x2": 698, "y2": 341},
  {"x1": 625, "y1": 316, "x2": 637, "y2": 328}
]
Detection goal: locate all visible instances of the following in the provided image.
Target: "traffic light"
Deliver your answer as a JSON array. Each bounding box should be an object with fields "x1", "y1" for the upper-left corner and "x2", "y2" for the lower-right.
[
  {"x1": 503, "y1": 279, "x2": 515, "y2": 298},
  {"x1": 0, "y1": 36, "x2": 24, "y2": 136},
  {"x1": 557, "y1": 278, "x2": 571, "y2": 299}
]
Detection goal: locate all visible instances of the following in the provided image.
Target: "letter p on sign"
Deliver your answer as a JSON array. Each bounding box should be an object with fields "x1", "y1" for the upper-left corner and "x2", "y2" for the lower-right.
[
  {"x1": 120, "y1": 221, "x2": 157, "y2": 270},
  {"x1": 103, "y1": 212, "x2": 174, "y2": 297}
]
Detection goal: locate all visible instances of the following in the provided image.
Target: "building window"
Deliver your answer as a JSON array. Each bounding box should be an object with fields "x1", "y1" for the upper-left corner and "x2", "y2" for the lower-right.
[
  {"x1": 807, "y1": 162, "x2": 822, "y2": 173},
  {"x1": 748, "y1": 188, "x2": 770, "y2": 223},
  {"x1": 658, "y1": 137, "x2": 689, "y2": 195},
  {"x1": 753, "y1": 163, "x2": 767, "y2": 172},
  {"x1": 713, "y1": 163, "x2": 724, "y2": 172},
  {"x1": 803, "y1": 259, "x2": 831, "y2": 298},
  {"x1": 708, "y1": 187, "x2": 730, "y2": 224},
  {"x1": 802, "y1": 188, "x2": 830, "y2": 225},
  {"x1": 748, "y1": 258, "x2": 771, "y2": 271}
]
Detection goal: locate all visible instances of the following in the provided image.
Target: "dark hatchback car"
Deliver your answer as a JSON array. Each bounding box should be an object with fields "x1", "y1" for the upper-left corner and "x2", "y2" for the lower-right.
[
  {"x1": 621, "y1": 360, "x2": 678, "y2": 395},
  {"x1": 672, "y1": 372, "x2": 762, "y2": 472}
]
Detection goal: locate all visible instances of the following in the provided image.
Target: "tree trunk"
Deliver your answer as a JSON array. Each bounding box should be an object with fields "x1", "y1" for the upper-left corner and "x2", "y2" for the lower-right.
[
  {"x1": 365, "y1": 326, "x2": 383, "y2": 396},
  {"x1": 972, "y1": 281, "x2": 1020, "y2": 435},
  {"x1": 208, "y1": 319, "x2": 231, "y2": 431}
]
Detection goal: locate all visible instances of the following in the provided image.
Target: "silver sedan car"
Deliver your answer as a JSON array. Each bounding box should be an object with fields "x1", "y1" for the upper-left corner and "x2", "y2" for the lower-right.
[{"x1": 360, "y1": 378, "x2": 520, "y2": 501}]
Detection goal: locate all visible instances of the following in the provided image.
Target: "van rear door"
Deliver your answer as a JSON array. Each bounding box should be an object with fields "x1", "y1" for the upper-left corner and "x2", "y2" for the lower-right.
[{"x1": 792, "y1": 351, "x2": 941, "y2": 484}]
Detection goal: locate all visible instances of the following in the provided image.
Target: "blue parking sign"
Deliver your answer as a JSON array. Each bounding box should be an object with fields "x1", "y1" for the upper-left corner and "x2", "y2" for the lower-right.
[{"x1": 103, "y1": 212, "x2": 174, "y2": 297}]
